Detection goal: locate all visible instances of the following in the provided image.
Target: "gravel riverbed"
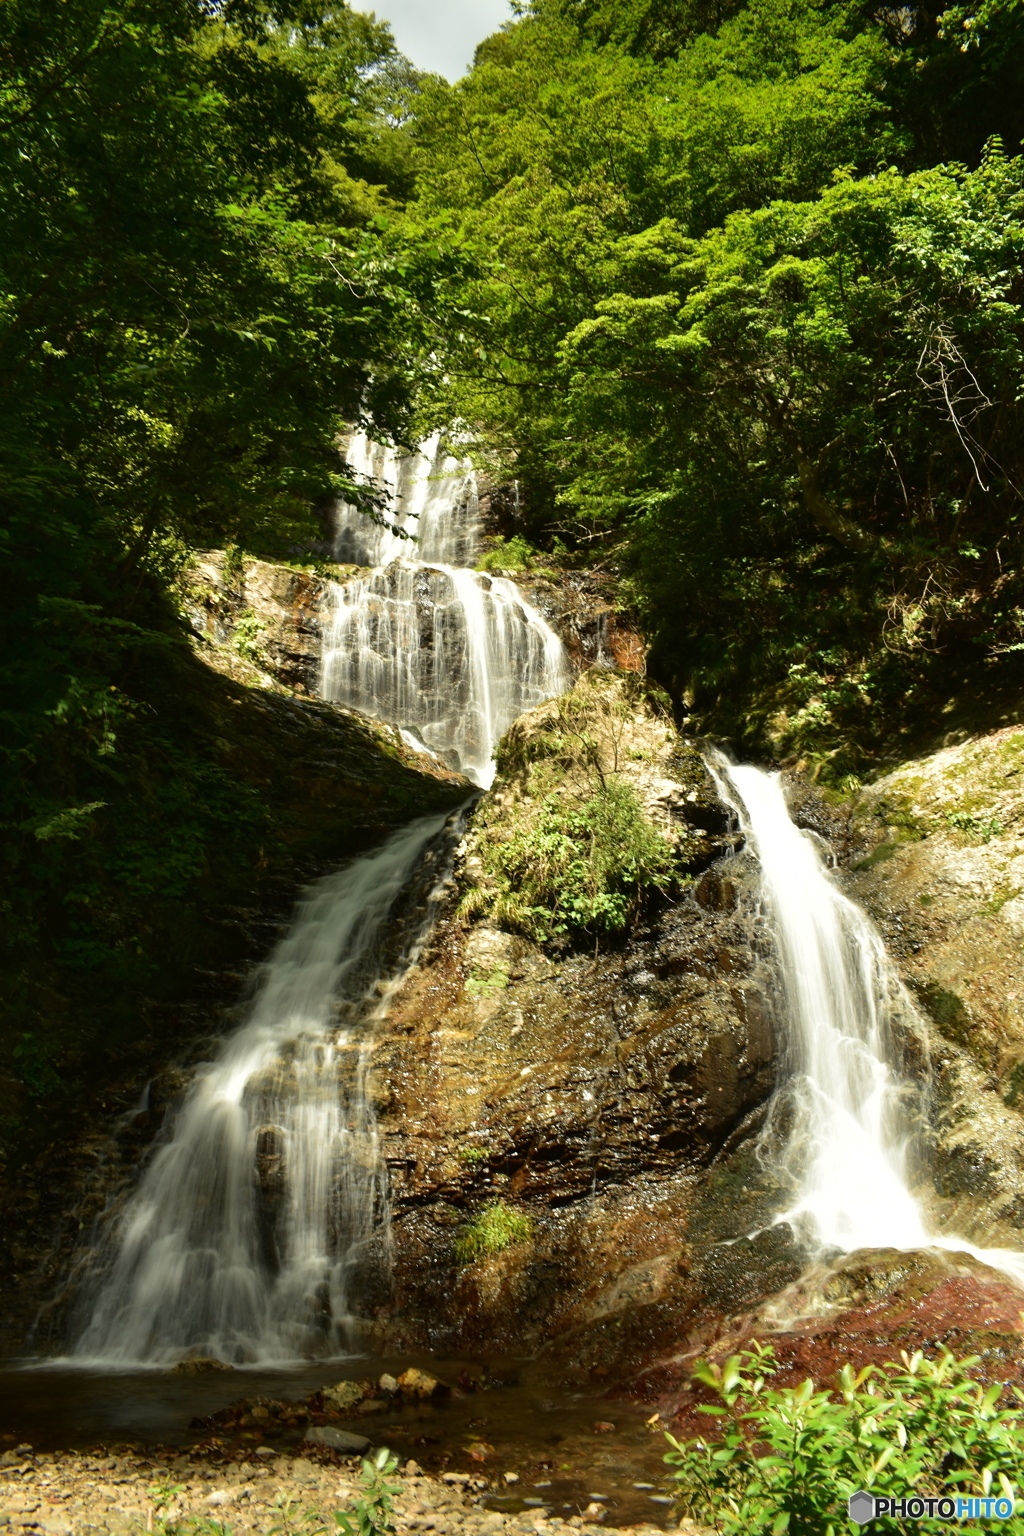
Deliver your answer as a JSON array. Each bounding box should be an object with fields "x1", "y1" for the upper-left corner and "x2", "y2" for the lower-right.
[{"x1": 0, "y1": 1447, "x2": 706, "y2": 1536}]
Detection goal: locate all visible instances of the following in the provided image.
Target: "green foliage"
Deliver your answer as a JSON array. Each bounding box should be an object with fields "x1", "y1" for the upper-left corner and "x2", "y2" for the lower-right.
[
  {"x1": 665, "y1": 1341, "x2": 1024, "y2": 1535},
  {"x1": 467, "y1": 672, "x2": 682, "y2": 942},
  {"x1": 465, "y1": 968, "x2": 509, "y2": 996},
  {"x1": 946, "y1": 810, "x2": 1002, "y2": 841},
  {"x1": 480, "y1": 779, "x2": 677, "y2": 941},
  {"x1": 232, "y1": 610, "x2": 268, "y2": 667},
  {"x1": 408, "y1": 0, "x2": 1024, "y2": 777},
  {"x1": 147, "y1": 1446, "x2": 398, "y2": 1536},
  {"x1": 0, "y1": 0, "x2": 465, "y2": 1145},
  {"x1": 477, "y1": 535, "x2": 540, "y2": 574},
  {"x1": 455, "y1": 1201, "x2": 533, "y2": 1263},
  {"x1": 318, "y1": 1448, "x2": 401, "y2": 1536},
  {"x1": 13, "y1": 1034, "x2": 64, "y2": 1100}
]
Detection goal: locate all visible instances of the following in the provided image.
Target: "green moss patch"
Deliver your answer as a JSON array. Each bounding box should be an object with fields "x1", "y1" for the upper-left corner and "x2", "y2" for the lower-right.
[{"x1": 455, "y1": 1201, "x2": 533, "y2": 1263}]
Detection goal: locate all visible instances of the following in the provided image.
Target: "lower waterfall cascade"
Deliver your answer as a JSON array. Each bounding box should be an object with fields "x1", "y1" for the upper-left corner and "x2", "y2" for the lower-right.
[
  {"x1": 712, "y1": 755, "x2": 1024, "y2": 1286},
  {"x1": 71, "y1": 811, "x2": 462, "y2": 1366}
]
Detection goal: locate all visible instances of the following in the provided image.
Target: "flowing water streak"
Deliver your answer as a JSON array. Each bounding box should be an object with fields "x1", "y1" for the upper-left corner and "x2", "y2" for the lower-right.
[
  {"x1": 710, "y1": 754, "x2": 1024, "y2": 1283},
  {"x1": 321, "y1": 563, "x2": 568, "y2": 789},
  {"x1": 334, "y1": 431, "x2": 481, "y2": 568},
  {"x1": 322, "y1": 435, "x2": 569, "y2": 787},
  {"x1": 72, "y1": 811, "x2": 461, "y2": 1366}
]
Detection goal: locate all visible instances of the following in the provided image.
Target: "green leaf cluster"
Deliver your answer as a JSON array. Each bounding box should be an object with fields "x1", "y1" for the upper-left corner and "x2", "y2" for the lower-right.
[
  {"x1": 465, "y1": 671, "x2": 683, "y2": 942},
  {"x1": 665, "y1": 1342, "x2": 1024, "y2": 1534},
  {"x1": 326, "y1": 1448, "x2": 401, "y2": 1536},
  {"x1": 478, "y1": 779, "x2": 677, "y2": 941}
]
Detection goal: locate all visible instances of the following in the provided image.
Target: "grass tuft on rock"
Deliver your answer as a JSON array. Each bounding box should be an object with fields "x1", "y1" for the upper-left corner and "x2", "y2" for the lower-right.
[
  {"x1": 455, "y1": 1201, "x2": 533, "y2": 1263},
  {"x1": 462, "y1": 670, "x2": 707, "y2": 944}
]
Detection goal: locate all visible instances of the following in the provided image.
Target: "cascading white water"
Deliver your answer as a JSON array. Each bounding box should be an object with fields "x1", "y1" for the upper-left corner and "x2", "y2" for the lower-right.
[
  {"x1": 72, "y1": 812, "x2": 461, "y2": 1366},
  {"x1": 334, "y1": 431, "x2": 481, "y2": 568},
  {"x1": 323, "y1": 434, "x2": 569, "y2": 787},
  {"x1": 69, "y1": 432, "x2": 569, "y2": 1367},
  {"x1": 712, "y1": 755, "x2": 1024, "y2": 1283}
]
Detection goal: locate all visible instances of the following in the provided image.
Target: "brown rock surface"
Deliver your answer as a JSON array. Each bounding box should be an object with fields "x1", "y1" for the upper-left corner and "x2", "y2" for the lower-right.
[
  {"x1": 180, "y1": 550, "x2": 330, "y2": 694},
  {"x1": 364, "y1": 673, "x2": 800, "y2": 1375},
  {"x1": 651, "y1": 1244, "x2": 1024, "y2": 1431},
  {"x1": 845, "y1": 726, "x2": 1024, "y2": 1243}
]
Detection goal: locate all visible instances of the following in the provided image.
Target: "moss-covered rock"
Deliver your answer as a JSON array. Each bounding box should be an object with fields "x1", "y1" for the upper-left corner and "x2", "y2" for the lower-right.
[{"x1": 461, "y1": 668, "x2": 718, "y2": 944}]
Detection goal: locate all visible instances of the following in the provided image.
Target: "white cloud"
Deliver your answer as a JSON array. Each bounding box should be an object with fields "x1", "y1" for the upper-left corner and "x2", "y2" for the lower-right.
[{"x1": 362, "y1": 0, "x2": 515, "y2": 81}]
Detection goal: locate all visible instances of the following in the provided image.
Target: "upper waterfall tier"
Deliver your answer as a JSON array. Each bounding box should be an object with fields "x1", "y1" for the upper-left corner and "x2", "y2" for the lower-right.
[
  {"x1": 323, "y1": 433, "x2": 570, "y2": 789},
  {"x1": 321, "y1": 563, "x2": 569, "y2": 789},
  {"x1": 333, "y1": 431, "x2": 480, "y2": 568}
]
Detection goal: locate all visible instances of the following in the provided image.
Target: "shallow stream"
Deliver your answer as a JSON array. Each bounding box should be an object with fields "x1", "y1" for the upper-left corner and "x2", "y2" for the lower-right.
[{"x1": 0, "y1": 1357, "x2": 676, "y2": 1527}]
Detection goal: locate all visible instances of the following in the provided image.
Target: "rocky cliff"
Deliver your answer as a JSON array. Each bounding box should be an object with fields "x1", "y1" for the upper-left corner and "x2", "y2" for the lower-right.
[
  {"x1": 10, "y1": 548, "x2": 1024, "y2": 1419},
  {"x1": 363, "y1": 672, "x2": 804, "y2": 1378},
  {"x1": 359, "y1": 701, "x2": 1024, "y2": 1408},
  {"x1": 846, "y1": 728, "x2": 1024, "y2": 1247}
]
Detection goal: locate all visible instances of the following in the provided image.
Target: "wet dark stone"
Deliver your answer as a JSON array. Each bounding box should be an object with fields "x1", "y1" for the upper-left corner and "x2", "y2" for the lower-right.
[
  {"x1": 933, "y1": 1142, "x2": 1002, "y2": 1199},
  {"x1": 304, "y1": 1426, "x2": 370, "y2": 1452},
  {"x1": 689, "y1": 1224, "x2": 804, "y2": 1313}
]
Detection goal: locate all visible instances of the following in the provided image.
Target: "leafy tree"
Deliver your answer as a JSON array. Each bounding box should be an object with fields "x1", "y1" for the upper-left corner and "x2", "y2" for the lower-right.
[
  {"x1": 556, "y1": 149, "x2": 1024, "y2": 736},
  {"x1": 410, "y1": 0, "x2": 1024, "y2": 771},
  {"x1": 0, "y1": 0, "x2": 455, "y2": 1135}
]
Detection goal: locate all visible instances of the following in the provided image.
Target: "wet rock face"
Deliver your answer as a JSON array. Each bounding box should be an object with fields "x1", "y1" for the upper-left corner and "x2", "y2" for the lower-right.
[
  {"x1": 654, "y1": 1244, "x2": 1024, "y2": 1429},
  {"x1": 513, "y1": 571, "x2": 646, "y2": 675},
  {"x1": 842, "y1": 726, "x2": 1024, "y2": 1244},
  {"x1": 367, "y1": 677, "x2": 796, "y2": 1374},
  {"x1": 180, "y1": 550, "x2": 328, "y2": 693},
  {"x1": 372, "y1": 895, "x2": 787, "y2": 1373}
]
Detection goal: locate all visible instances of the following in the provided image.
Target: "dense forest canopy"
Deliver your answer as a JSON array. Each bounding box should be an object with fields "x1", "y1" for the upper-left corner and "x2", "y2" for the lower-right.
[
  {"x1": 407, "y1": 0, "x2": 1024, "y2": 771},
  {"x1": 0, "y1": 0, "x2": 1022, "y2": 1141}
]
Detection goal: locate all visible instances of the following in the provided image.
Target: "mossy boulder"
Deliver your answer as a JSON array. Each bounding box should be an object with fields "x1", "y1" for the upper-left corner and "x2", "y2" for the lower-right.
[{"x1": 461, "y1": 668, "x2": 719, "y2": 944}]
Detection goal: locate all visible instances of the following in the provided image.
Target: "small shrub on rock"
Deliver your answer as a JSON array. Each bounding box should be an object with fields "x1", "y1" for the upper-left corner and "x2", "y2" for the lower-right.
[{"x1": 464, "y1": 670, "x2": 707, "y2": 943}]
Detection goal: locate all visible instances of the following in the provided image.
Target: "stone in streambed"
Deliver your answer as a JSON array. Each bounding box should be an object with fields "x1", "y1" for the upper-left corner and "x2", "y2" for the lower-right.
[
  {"x1": 303, "y1": 1426, "x2": 370, "y2": 1453},
  {"x1": 322, "y1": 1381, "x2": 365, "y2": 1412},
  {"x1": 170, "y1": 1356, "x2": 233, "y2": 1374},
  {"x1": 397, "y1": 1367, "x2": 448, "y2": 1399}
]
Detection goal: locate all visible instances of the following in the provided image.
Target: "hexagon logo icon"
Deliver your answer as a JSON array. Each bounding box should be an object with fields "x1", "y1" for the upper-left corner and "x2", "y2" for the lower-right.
[{"x1": 848, "y1": 1491, "x2": 875, "y2": 1524}]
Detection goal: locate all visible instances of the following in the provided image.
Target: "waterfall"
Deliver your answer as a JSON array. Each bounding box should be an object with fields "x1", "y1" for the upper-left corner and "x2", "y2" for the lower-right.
[
  {"x1": 68, "y1": 432, "x2": 569, "y2": 1367},
  {"x1": 72, "y1": 811, "x2": 462, "y2": 1366},
  {"x1": 322, "y1": 434, "x2": 570, "y2": 787},
  {"x1": 712, "y1": 755, "x2": 1024, "y2": 1284},
  {"x1": 333, "y1": 430, "x2": 481, "y2": 568}
]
